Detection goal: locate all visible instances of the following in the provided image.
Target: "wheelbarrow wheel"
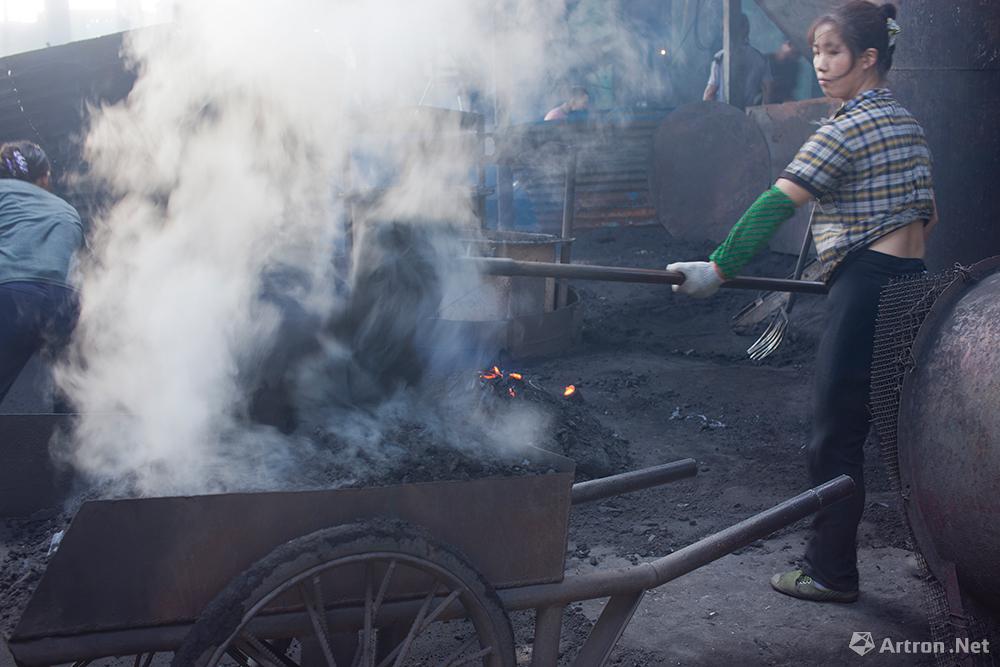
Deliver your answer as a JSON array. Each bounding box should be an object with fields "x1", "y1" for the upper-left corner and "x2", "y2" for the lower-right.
[{"x1": 172, "y1": 519, "x2": 515, "y2": 667}]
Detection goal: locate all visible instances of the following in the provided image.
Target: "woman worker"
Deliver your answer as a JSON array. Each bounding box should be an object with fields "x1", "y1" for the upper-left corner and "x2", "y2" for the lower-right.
[
  {"x1": 667, "y1": 1, "x2": 936, "y2": 602},
  {"x1": 0, "y1": 140, "x2": 84, "y2": 405}
]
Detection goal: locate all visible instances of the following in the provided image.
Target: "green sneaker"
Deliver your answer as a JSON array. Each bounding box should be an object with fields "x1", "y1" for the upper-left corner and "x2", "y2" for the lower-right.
[{"x1": 770, "y1": 569, "x2": 859, "y2": 603}]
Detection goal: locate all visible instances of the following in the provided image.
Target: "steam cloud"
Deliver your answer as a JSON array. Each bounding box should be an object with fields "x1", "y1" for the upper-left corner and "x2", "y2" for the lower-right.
[{"x1": 53, "y1": 0, "x2": 647, "y2": 497}]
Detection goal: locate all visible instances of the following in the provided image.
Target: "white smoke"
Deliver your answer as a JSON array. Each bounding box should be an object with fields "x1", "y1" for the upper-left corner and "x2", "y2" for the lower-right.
[{"x1": 54, "y1": 0, "x2": 646, "y2": 497}]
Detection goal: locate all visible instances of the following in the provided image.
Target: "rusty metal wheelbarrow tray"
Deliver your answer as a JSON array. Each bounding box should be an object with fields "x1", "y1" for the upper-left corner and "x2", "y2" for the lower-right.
[{"x1": 9, "y1": 447, "x2": 576, "y2": 664}]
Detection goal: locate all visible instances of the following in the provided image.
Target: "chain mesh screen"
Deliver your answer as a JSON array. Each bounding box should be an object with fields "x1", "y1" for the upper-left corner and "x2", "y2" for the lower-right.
[
  {"x1": 869, "y1": 267, "x2": 998, "y2": 667},
  {"x1": 870, "y1": 268, "x2": 962, "y2": 489}
]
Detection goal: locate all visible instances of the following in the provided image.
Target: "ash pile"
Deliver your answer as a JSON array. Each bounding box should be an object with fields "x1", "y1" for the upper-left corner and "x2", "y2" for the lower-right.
[
  {"x1": 58, "y1": 218, "x2": 630, "y2": 499},
  {"x1": 242, "y1": 218, "x2": 630, "y2": 493}
]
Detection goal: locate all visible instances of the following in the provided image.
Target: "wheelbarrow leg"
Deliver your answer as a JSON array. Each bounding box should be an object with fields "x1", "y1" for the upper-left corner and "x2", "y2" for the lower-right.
[
  {"x1": 531, "y1": 605, "x2": 565, "y2": 666},
  {"x1": 571, "y1": 592, "x2": 645, "y2": 667}
]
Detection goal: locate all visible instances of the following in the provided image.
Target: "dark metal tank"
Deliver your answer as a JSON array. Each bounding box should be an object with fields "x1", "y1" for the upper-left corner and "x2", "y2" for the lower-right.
[{"x1": 897, "y1": 259, "x2": 1000, "y2": 612}]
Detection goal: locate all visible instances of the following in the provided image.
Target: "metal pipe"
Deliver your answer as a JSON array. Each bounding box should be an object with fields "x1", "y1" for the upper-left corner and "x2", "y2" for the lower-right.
[
  {"x1": 557, "y1": 148, "x2": 578, "y2": 309},
  {"x1": 476, "y1": 114, "x2": 488, "y2": 230},
  {"x1": 471, "y1": 257, "x2": 829, "y2": 295},
  {"x1": 530, "y1": 605, "x2": 565, "y2": 667},
  {"x1": 723, "y1": 0, "x2": 744, "y2": 109},
  {"x1": 645, "y1": 474, "x2": 853, "y2": 585},
  {"x1": 496, "y1": 164, "x2": 515, "y2": 231},
  {"x1": 572, "y1": 592, "x2": 645, "y2": 667},
  {"x1": 8, "y1": 626, "x2": 190, "y2": 667},
  {"x1": 498, "y1": 475, "x2": 855, "y2": 610},
  {"x1": 571, "y1": 459, "x2": 698, "y2": 506}
]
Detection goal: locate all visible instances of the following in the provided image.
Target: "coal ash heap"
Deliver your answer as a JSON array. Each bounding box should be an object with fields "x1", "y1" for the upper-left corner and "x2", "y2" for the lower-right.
[{"x1": 243, "y1": 218, "x2": 629, "y2": 488}]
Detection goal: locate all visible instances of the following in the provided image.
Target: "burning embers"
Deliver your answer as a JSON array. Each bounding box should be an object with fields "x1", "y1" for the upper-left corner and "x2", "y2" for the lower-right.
[
  {"x1": 479, "y1": 365, "x2": 525, "y2": 399},
  {"x1": 478, "y1": 365, "x2": 581, "y2": 403},
  {"x1": 473, "y1": 364, "x2": 624, "y2": 477},
  {"x1": 563, "y1": 384, "x2": 583, "y2": 403}
]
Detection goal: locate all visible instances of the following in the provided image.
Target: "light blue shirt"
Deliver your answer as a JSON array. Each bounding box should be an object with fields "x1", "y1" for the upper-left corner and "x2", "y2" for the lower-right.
[{"x1": 0, "y1": 179, "x2": 84, "y2": 288}]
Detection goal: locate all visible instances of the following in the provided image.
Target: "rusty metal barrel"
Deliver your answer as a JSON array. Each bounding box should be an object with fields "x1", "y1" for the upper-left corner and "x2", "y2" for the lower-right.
[{"x1": 895, "y1": 258, "x2": 1000, "y2": 613}]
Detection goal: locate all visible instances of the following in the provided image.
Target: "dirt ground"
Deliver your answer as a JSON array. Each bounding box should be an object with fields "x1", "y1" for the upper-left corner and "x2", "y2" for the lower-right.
[
  {"x1": 0, "y1": 224, "x2": 940, "y2": 666},
  {"x1": 508, "y1": 223, "x2": 934, "y2": 666}
]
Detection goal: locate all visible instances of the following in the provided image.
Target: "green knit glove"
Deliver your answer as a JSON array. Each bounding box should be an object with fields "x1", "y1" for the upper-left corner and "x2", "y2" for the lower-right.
[{"x1": 709, "y1": 186, "x2": 796, "y2": 279}]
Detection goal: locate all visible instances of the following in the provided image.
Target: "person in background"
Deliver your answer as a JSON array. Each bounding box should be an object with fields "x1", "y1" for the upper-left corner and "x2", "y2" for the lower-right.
[
  {"x1": 702, "y1": 13, "x2": 773, "y2": 106},
  {"x1": 767, "y1": 40, "x2": 802, "y2": 103},
  {"x1": 672, "y1": 1, "x2": 935, "y2": 602},
  {"x1": 544, "y1": 86, "x2": 590, "y2": 121},
  {"x1": 0, "y1": 140, "x2": 84, "y2": 405}
]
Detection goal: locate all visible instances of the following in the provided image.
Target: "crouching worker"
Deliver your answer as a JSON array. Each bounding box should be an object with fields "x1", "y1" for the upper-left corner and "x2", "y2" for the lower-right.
[
  {"x1": 667, "y1": 1, "x2": 937, "y2": 602},
  {"x1": 0, "y1": 141, "x2": 84, "y2": 405}
]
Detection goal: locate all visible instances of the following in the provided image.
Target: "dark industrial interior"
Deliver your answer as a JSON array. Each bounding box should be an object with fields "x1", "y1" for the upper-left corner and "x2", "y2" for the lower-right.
[{"x1": 1, "y1": 1, "x2": 998, "y2": 666}]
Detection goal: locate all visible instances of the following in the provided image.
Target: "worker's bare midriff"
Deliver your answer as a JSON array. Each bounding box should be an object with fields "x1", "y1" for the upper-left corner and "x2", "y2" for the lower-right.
[{"x1": 868, "y1": 220, "x2": 928, "y2": 259}]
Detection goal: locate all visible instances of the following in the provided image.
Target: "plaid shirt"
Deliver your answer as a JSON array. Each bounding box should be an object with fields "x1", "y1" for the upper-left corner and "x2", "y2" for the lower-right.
[{"x1": 781, "y1": 88, "x2": 934, "y2": 279}]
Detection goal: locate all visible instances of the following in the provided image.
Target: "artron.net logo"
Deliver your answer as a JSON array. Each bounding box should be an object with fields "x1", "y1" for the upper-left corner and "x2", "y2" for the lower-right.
[{"x1": 849, "y1": 632, "x2": 877, "y2": 656}]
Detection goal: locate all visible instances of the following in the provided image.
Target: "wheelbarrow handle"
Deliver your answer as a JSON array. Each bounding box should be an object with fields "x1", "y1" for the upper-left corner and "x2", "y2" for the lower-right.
[
  {"x1": 497, "y1": 474, "x2": 856, "y2": 610},
  {"x1": 571, "y1": 459, "x2": 698, "y2": 505},
  {"x1": 470, "y1": 257, "x2": 829, "y2": 295}
]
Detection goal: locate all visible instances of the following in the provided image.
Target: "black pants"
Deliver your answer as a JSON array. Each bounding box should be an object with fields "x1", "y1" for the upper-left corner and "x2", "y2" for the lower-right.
[
  {"x1": 0, "y1": 281, "x2": 78, "y2": 405},
  {"x1": 802, "y1": 250, "x2": 925, "y2": 591}
]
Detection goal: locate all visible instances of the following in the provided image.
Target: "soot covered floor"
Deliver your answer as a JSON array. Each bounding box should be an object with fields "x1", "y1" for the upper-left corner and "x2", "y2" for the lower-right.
[{"x1": 508, "y1": 223, "x2": 932, "y2": 666}]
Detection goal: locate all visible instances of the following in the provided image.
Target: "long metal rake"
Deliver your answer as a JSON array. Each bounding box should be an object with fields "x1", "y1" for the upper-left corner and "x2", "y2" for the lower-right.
[{"x1": 747, "y1": 205, "x2": 816, "y2": 361}]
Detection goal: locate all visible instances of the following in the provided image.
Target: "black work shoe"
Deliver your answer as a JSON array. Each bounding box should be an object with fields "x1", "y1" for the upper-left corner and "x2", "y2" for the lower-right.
[{"x1": 770, "y1": 569, "x2": 859, "y2": 603}]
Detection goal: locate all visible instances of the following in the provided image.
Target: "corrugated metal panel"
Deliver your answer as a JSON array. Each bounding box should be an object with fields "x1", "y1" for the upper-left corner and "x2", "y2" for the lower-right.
[{"x1": 510, "y1": 114, "x2": 666, "y2": 231}]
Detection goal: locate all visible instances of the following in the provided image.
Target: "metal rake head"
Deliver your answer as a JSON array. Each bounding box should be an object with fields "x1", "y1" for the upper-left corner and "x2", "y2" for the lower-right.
[{"x1": 747, "y1": 308, "x2": 790, "y2": 360}]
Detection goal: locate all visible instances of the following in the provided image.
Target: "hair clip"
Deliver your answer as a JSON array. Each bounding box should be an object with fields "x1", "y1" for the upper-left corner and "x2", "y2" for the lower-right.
[
  {"x1": 887, "y1": 18, "x2": 901, "y2": 49},
  {"x1": 11, "y1": 149, "x2": 29, "y2": 176}
]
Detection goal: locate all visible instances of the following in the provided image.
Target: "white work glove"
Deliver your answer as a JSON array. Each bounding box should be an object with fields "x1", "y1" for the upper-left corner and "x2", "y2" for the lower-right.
[{"x1": 665, "y1": 261, "x2": 724, "y2": 298}]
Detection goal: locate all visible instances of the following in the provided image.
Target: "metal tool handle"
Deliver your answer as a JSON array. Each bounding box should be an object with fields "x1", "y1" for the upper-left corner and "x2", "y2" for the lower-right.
[
  {"x1": 471, "y1": 257, "x2": 829, "y2": 295},
  {"x1": 571, "y1": 459, "x2": 698, "y2": 505},
  {"x1": 785, "y1": 203, "x2": 817, "y2": 314}
]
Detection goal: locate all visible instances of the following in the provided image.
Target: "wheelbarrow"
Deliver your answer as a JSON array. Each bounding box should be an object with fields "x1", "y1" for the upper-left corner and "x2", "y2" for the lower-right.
[{"x1": 6, "y1": 447, "x2": 852, "y2": 667}]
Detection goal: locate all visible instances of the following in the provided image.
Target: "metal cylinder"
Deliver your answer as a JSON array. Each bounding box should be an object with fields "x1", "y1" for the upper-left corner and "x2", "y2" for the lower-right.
[
  {"x1": 889, "y1": 1, "x2": 1000, "y2": 269},
  {"x1": 897, "y1": 259, "x2": 1000, "y2": 611}
]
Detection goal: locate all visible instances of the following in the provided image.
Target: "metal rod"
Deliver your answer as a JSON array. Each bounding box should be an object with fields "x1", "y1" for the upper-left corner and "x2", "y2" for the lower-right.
[
  {"x1": 571, "y1": 592, "x2": 645, "y2": 667},
  {"x1": 723, "y1": 0, "x2": 744, "y2": 109},
  {"x1": 644, "y1": 474, "x2": 854, "y2": 586},
  {"x1": 530, "y1": 605, "x2": 565, "y2": 667},
  {"x1": 557, "y1": 148, "x2": 578, "y2": 309},
  {"x1": 785, "y1": 203, "x2": 816, "y2": 314},
  {"x1": 498, "y1": 475, "x2": 855, "y2": 610},
  {"x1": 571, "y1": 459, "x2": 697, "y2": 506},
  {"x1": 496, "y1": 164, "x2": 515, "y2": 231},
  {"x1": 8, "y1": 626, "x2": 190, "y2": 666},
  {"x1": 470, "y1": 257, "x2": 829, "y2": 295},
  {"x1": 476, "y1": 114, "x2": 488, "y2": 231}
]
